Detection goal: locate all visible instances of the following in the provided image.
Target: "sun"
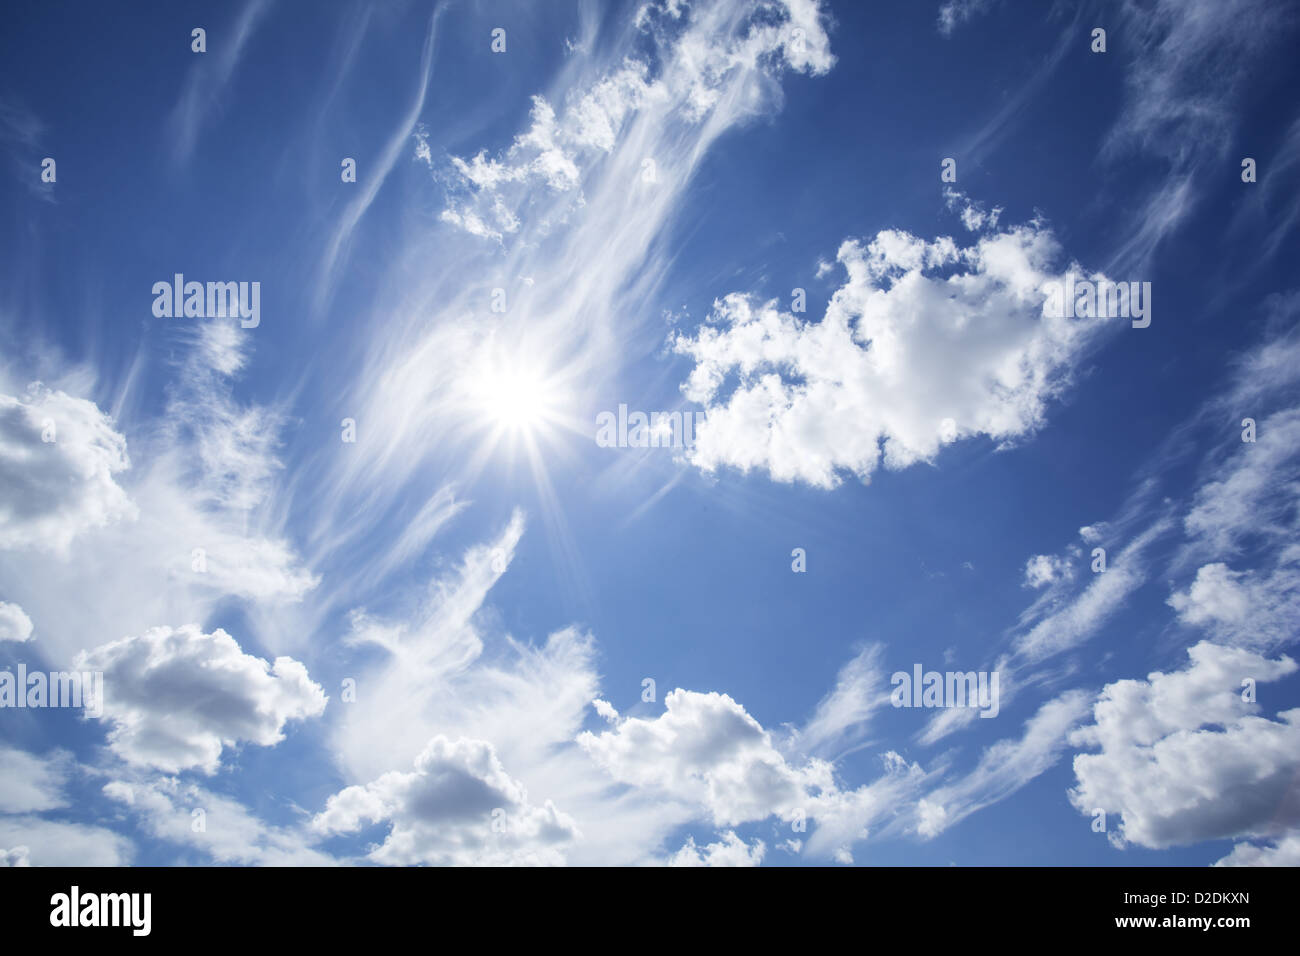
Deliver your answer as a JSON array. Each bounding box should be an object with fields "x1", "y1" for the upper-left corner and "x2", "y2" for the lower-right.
[{"x1": 461, "y1": 347, "x2": 572, "y2": 441}]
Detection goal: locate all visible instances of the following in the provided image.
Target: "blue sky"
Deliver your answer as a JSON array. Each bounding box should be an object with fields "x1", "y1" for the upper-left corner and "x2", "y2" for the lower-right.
[{"x1": 1, "y1": 0, "x2": 1299, "y2": 867}]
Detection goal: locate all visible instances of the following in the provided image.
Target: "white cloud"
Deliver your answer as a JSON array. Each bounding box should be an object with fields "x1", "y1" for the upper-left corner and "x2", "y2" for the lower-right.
[
  {"x1": 1023, "y1": 553, "x2": 1071, "y2": 589},
  {"x1": 313, "y1": 735, "x2": 579, "y2": 866},
  {"x1": 797, "y1": 643, "x2": 890, "y2": 757},
  {"x1": 1069, "y1": 641, "x2": 1300, "y2": 850},
  {"x1": 674, "y1": 221, "x2": 1116, "y2": 488},
  {"x1": 0, "y1": 846, "x2": 30, "y2": 866},
  {"x1": 579, "y1": 688, "x2": 833, "y2": 827},
  {"x1": 1214, "y1": 831, "x2": 1300, "y2": 867},
  {"x1": 916, "y1": 691, "x2": 1092, "y2": 838},
  {"x1": 104, "y1": 775, "x2": 334, "y2": 866},
  {"x1": 76, "y1": 624, "x2": 327, "y2": 774},
  {"x1": 0, "y1": 385, "x2": 135, "y2": 553},
  {"x1": 0, "y1": 600, "x2": 32, "y2": 642},
  {"x1": 667, "y1": 830, "x2": 765, "y2": 866},
  {"x1": 0, "y1": 746, "x2": 69, "y2": 813},
  {"x1": 0, "y1": 817, "x2": 132, "y2": 866}
]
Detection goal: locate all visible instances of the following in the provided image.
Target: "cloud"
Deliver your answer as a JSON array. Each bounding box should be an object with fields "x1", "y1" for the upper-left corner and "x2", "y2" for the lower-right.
[
  {"x1": 674, "y1": 220, "x2": 1117, "y2": 488},
  {"x1": 0, "y1": 817, "x2": 132, "y2": 866},
  {"x1": 797, "y1": 643, "x2": 890, "y2": 758},
  {"x1": 1069, "y1": 641, "x2": 1300, "y2": 850},
  {"x1": 579, "y1": 688, "x2": 833, "y2": 827},
  {"x1": 0, "y1": 601, "x2": 32, "y2": 642},
  {"x1": 0, "y1": 385, "x2": 135, "y2": 553},
  {"x1": 1023, "y1": 554, "x2": 1071, "y2": 589},
  {"x1": 313, "y1": 735, "x2": 579, "y2": 866},
  {"x1": 937, "y1": 0, "x2": 998, "y2": 36},
  {"x1": 76, "y1": 624, "x2": 327, "y2": 774},
  {"x1": 1214, "y1": 831, "x2": 1300, "y2": 866},
  {"x1": 667, "y1": 830, "x2": 765, "y2": 866},
  {"x1": 168, "y1": 0, "x2": 271, "y2": 164},
  {"x1": 103, "y1": 775, "x2": 334, "y2": 866},
  {"x1": 916, "y1": 691, "x2": 1092, "y2": 838},
  {"x1": 0, "y1": 846, "x2": 30, "y2": 866},
  {"x1": 1168, "y1": 561, "x2": 1300, "y2": 652},
  {"x1": 0, "y1": 746, "x2": 69, "y2": 813}
]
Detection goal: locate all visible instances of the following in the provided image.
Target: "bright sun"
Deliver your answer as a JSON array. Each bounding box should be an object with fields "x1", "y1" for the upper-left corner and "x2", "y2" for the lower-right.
[{"x1": 464, "y1": 349, "x2": 569, "y2": 440}]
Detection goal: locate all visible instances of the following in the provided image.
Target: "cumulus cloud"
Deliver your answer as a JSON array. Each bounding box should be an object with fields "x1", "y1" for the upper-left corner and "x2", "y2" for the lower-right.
[
  {"x1": 0, "y1": 600, "x2": 32, "y2": 642},
  {"x1": 0, "y1": 817, "x2": 132, "y2": 866},
  {"x1": 1214, "y1": 831, "x2": 1300, "y2": 867},
  {"x1": 313, "y1": 735, "x2": 579, "y2": 866},
  {"x1": 667, "y1": 830, "x2": 765, "y2": 866},
  {"x1": 1168, "y1": 561, "x2": 1300, "y2": 652},
  {"x1": 579, "y1": 688, "x2": 833, "y2": 827},
  {"x1": 0, "y1": 385, "x2": 135, "y2": 553},
  {"x1": 673, "y1": 220, "x2": 1116, "y2": 488},
  {"x1": 1023, "y1": 554, "x2": 1071, "y2": 589},
  {"x1": 76, "y1": 624, "x2": 327, "y2": 774},
  {"x1": 1069, "y1": 641, "x2": 1300, "y2": 850},
  {"x1": 0, "y1": 746, "x2": 69, "y2": 813}
]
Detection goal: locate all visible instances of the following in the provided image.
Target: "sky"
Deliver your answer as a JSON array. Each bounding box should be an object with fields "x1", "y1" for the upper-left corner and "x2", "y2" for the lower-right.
[{"x1": 1, "y1": 0, "x2": 1299, "y2": 867}]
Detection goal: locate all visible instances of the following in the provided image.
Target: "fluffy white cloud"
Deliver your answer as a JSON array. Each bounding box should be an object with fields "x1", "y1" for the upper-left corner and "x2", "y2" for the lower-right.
[
  {"x1": 1023, "y1": 553, "x2": 1071, "y2": 589},
  {"x1": 1214, "y1": 831, "x2": 1300, "y2": 867},
  {"x1": 674, "y1": 222, "x2": 1115, "y2": 488},
  {"x1": 76, "y1": 624, "x2": 327, "y2": 774},
  {"x1": 0, "y1": 817, "x2": 132, "y2": 866},
  {"x1": 1069, "y1": 641, "x2": 1300, "y2": 850},
  {"x1": 0, "y1": 746, "x2": 68, "y2": 813},
  {"x1": 579, "y1": 688, "x2": 833, "y2": 827},
  {"x1": 667, "y1": 830, "x2": 765, "y2": 867},
  {"x1": 1168, "y1": 561, "x2": 1300, "y2": 652},
  {"x1": 313, "y1": 735, "x2": 579, "y2": 866},
  {"x1": 0, "y1": 600, "x2": 32, "y2": 642},
  {"x1": 0, "y1": 385, "x2": 135, "y2": 553}
]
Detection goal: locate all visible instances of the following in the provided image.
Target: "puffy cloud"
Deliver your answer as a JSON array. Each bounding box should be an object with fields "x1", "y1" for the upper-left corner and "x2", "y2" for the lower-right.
[
  {"x1": 1214, "y1": 831, "x2": 1300, "y2": 867},
  {"x1": 1069, "y1": 642, "x2": 1300, "y2": 850},
  {"x1": 1168, "y1": 561, "x2": 1300, "y2": 652},
  {"x1": 1023, "y1": 554, "x2": 1071, "y2": 589},
  {"x1": 76, "y1": 624, "x2": 327, "y2": 774},
  {"x1": 313, "y1": 735, "x2": 579, "y2": 866},
  {"x1": 667, "y1": 831, "x2": 765, "y2": 866},
  {"x1": 579, "y1": 689, "x2": 833, "y2": 827},
  {"x1": 0, "y1": 746, "x2": 69, "y2": 813},
  {"x1": 0, "y1": 600, "x2": 32, "y2": 642},
  {"x1": 0, "y1": 817, "x2": 132, "y2": 866},
  {"x1": 674, "y1": 222, "x2": 1115, "y2": 488},
  {"x1": 0, "y1": 385, "x2": 135, "y2": 553}
]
